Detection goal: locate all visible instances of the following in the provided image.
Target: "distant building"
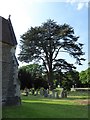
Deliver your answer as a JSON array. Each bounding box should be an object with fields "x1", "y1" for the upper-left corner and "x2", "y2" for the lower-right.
[{"x1": 0, "y1": 16, "x2": 21, "y2": 106}]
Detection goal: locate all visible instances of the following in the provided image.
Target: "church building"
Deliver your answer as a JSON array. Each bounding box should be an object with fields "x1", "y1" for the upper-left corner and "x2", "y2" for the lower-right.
[{"x1": 0, "y1": 16, "x2": 21, "y2": 106}]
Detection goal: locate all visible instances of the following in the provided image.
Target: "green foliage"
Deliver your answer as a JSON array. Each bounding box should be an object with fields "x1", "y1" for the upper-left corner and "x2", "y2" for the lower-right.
[
  {"x1": 19, "y1": 64, "x2": 43, "y2": 78},
  {"x1": 18, "y1": 19, "x2": 85, "y2": 88},
  {"x1": 79, "y1": 68, "x2": 90, "y2": 84},
  {"x1": 79, "y1": 71, "x2": 87, "y2": 84},
  {"x1": 18, "y1": 64, "x2": 49, "y2": 90},
  {"x1": 65, "y1": 70, "x2": 80, "y2": 86},
  {"x1": 54, "y1": 70, "x2": 80, "y2": 90},
  {"x1": 18, "y1": 67, "x2": 32, "y2": 89}
]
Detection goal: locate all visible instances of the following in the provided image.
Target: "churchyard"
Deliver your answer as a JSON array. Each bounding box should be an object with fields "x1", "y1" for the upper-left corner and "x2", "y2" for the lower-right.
[{"x1": 2, "y1": 89, "x2": 89, "y2": 118}]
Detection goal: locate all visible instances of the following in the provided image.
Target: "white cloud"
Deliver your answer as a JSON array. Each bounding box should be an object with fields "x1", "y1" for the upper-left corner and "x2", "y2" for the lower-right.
[
  {"x1": 77, "y1": 2, "x2": 85, "y2": 10},
  {"x1": 66, "y1": 0, "x2": 89, "y2": 10}
]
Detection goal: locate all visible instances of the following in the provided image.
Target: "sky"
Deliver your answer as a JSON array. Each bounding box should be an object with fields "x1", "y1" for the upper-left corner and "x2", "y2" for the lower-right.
[{"x1": 0, "y1": 0, "x2": 89, "y2": 72}]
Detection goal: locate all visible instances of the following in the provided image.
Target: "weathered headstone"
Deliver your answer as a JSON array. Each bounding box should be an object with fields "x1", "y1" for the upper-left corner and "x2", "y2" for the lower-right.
[
  {"x1": 60, "y1": 89, "x2": 67, "y2": 98},
  {"x1": 44, "y1": 89, "x2": 48, "y2": 97},
  {"x1": 48, "y1": 94, "x2": 52, "y2": 98},
  {"x1": 52, "y1": 90, "x2": 55, "y2": 98},
  {"x1": 31, "y1": 88, "x2": 35, "y2": 95},
  {"x1": 35, "y1": 89, "x2": 38, "y2": 96},
  {"x1": 47, "y1": 89, "x2": 49, "y2": 94},
  {"x1": 40, "y1": 88, "x2": 44, "y2": 96},
  {"x1": 60, "y1": 90, "x2": 65, "y2": 98},
  {"x1": 71, "y1": 85, "x2": 75, "y2": 91},
  {"x1": 55, "y1": 92, "x2": 59, "y2": 99},
  {"x1": 25, "y1": 88, "x2": 29, "y2": 96}
]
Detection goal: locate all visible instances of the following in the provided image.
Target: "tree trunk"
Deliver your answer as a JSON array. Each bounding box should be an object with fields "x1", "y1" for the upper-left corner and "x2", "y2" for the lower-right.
[{"x1": 48, "y1": 70, "x2": 54, "y2": 90}]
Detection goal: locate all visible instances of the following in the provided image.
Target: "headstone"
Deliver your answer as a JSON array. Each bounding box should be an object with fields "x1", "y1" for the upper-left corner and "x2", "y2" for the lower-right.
[
  {"x1": 55, "y1": 92, "x2": 59, "y2": 99},
  {"x1": 44, "y1": 89, "x2": 48, "y2": 97},
  {"x1": 47, "y1": 89, "x2": 49, "y2": 94},
  {"x1": 52, "y1": 90, "x2": 55, "y2": 98},
  {"x1": 25, "y1": 88, "x2": 29, "y2": 96},
  {"x1": 35, "y1": 89, "x2": 38, "y2": 96},
  {"x1": 48, "y1": 94, "x2": 52, "y2": 98},
  {"x1": 60, "y1": 89, "x2": 67, "y2": 98},
  {"x1": 31, "y1": 88, "x2": 35, "y2": 95},
  {"x1": 71, "y1": 85, "x2": 75, "y2": 91},
  {"x1": 60, "y1": 90, "x2": 65, "y2": 98},
  {"x1": 40, "y1": 88, "x2": 44, "y2": 96}
]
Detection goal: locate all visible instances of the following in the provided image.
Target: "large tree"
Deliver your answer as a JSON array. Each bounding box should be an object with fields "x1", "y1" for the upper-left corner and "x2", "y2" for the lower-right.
[{"x1": 18, "y1": 19, "x2": 85, "y2": 89}]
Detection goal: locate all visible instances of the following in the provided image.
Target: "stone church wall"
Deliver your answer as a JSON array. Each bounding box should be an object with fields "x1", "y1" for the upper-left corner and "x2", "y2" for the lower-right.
[
  {"x1": 0, "y1": 17, "x2": 2, "y2": 119},
  {"x1": 2, "y1": 43, "x2": 21, "y2": 106},
  {"x1": 2, "y1": 43, "x2": 12, "y2": 104},
  {"x1": 0, "y1": 16, "x2": 21, "y2": 106}
]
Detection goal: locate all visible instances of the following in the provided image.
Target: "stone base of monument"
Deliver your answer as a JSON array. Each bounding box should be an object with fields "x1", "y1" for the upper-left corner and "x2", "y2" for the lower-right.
[{"x1": 2, "y1": 96, "x2": 21, "y2": 106}]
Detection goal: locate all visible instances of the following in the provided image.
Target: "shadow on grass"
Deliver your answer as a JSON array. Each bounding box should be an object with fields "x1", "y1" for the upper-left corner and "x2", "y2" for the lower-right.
[
  {"x1": 21, "y1": 94, "x2": 89, "y2": 101},
  {"x1": 2, "y1": 100, "x2": 89, "y2": 119}
]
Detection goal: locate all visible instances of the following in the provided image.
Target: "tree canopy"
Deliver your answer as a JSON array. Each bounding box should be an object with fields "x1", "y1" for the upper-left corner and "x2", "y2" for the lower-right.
[
  {"x1": 79, "y1": 68, "x2": 90, "y2": 85},
  {"x1": 18, "y1": 67, "x2": 32, "y2": 90},
  {"x1": 19, "y1": 64, "x2": 43, "y2": 78},
  {"x1": 18, "y1": 19, "x2": 85, "y2": 89},
  {"x1": 18, "y1": 64, "x2": 49, "y2": 90}
]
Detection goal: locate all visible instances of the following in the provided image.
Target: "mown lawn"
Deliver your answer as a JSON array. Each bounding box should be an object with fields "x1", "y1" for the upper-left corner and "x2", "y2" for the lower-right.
[{"x1": 2, "y1": 92, "x2": 89, "y2": 119}]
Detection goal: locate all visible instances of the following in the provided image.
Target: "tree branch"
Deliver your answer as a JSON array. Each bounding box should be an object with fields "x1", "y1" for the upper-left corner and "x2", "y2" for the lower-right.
[
  {"x1": 53, "y1": 46, "x2": 62, "y2": 60},
  {"x1": 39, "y1": 56, "x2": 48, "y2": 72}
]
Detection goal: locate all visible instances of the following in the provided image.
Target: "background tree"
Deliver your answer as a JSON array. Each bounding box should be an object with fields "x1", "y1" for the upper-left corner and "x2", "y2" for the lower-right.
[
  {"x1": 79, "y1": 68, "x2": 90, "y2": 87},
  {"x1": 63, "y1": 70, "x2": 80, "y2": 90},
  {"x1": 53, "y1": 70, "x2": 80, "y2": 90},
  {"x1": 18, "y1": 64, "x2": 49, "y2": 90},
  {"x1": 18, "y1": 68, "x2": 32, "y2": 90},
  {"x1": 21, "y1": 64, "x2": 43, "y2": 79},
  {"x1": 34, "y1": 76, "x2": 49, "y2": 90},
  {"x1": 18, "y1": 19, "x2": 85, "y2": 89}
]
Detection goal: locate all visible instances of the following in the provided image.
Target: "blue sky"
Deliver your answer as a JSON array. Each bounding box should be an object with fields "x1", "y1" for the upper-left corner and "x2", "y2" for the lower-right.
[{"x1": 0, "y1": 0, "x2": 88, "y2": 72}]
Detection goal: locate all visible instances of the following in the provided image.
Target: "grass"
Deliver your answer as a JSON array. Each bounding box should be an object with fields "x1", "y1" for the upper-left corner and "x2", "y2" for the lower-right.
[{"x1": 2, "y1": 91, "x2": 89, "y2": 119}]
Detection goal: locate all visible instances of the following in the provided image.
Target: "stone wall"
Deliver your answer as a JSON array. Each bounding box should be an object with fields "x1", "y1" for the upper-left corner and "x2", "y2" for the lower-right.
[
  {"x1": 0, "y1": 16, "x2": 21, "y2": 106},
  {"x1": 2, "y1": 43, "x2": 11, "y2": 104},
  {"x1": 2, "y1": 43, "x2": 21, "y2": 106},
  {"x1": 0, "y1": 42, "x2": 2, "y2": 120},
  {"x1": 0, "y1": 17, "x2": 2, "y2": 119}
]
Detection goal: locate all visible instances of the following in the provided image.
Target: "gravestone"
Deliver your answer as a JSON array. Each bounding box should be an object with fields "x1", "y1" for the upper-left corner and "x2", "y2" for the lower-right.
[
  {"x1": 47, "y1": 89, "x2": 49, "y2": 94},
  {"x1": 24, "y1": 88, "x2": 29, "y2": 96},
  {"x1": 44, "y1": 89, "x2": 48, "y2": 97},
  {"x1": 48, "y1": 94, "x2": 52, "y2": 98},
  {"x1": 60, "y1": 89, "x2": 67, "y2": 98},
  {"x1": 40, "y1": 88, "x2": 44, "y2": 96},
  {"x1": 0, "y1": 16, "x2": 21, "y2": 106},
  {"x1": 55, "y1": 92, "x2": 59, "y2": 99},
  {"x1": 31, "y1": 88, "x2": 35, "y2": 95},
  {"x1": 52, "y1": 90, "x2": 55, "y2": 98},
  {"x1": 35, "y1": 89, "x2": 38, "y2": 95},
  {"x1": 71, "y1": 85, "x2": 75, "y2": 91}
]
